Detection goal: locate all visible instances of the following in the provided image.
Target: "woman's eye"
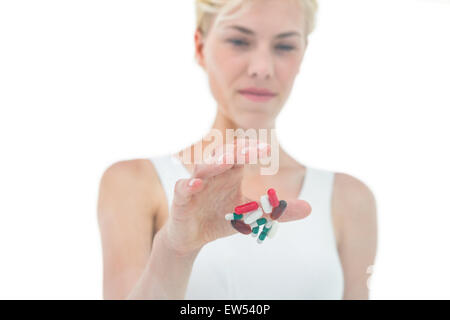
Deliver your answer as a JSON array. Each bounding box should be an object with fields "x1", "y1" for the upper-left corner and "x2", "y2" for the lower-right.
[
  {"x1": 276, "y1": 45, "x2": 295, "y2": 51},
  {"x1": 228, "y1": 39, "x2": 249, "y2": 47}
]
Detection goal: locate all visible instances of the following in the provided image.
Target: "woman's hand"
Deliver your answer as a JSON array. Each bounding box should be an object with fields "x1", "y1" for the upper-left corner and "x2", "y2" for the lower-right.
[{"x1": 161, "y1": 138, "x2": 312, "y2": 256}]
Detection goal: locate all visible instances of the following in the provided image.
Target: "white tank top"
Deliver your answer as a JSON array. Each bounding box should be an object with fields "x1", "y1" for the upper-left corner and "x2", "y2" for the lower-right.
[{"x1": 149, "y1": 154, "x2": 344, "y2": 299}]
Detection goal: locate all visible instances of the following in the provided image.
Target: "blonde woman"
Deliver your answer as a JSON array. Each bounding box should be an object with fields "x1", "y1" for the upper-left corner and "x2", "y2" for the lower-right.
[{"x1": 97, "y1": 0, "x2": 377, "y2": 300}]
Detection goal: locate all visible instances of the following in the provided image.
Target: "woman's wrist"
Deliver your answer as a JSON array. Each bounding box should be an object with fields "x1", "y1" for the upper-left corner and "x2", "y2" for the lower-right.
[
  {"x1": 156, "y1": 224, "x2": 203, "y2": 261},
  {"x1": 127, "y1": 225, "x2": 203, "y2": 299}
]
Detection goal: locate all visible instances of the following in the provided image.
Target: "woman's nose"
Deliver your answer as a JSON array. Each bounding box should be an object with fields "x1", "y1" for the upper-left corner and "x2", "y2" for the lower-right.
[{"x1": 248, "y1": 48, "x2": 275, "y2": 80}]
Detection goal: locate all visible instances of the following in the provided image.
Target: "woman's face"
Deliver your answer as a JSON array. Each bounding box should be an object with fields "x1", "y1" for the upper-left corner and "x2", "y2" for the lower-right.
[{"x1": 195, "y1": 0, "x2": 308, "y2": 129}]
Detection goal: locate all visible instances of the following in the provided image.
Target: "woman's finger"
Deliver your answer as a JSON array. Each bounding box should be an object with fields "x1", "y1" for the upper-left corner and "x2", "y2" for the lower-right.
[
  {"x1": 274, "y1": 199, "x2": 312, "y2": 223},
  {"x1": 192, "y1": 151, "x2": 236, "y2": 180},
  {"x1": 172, "y1": 177, "x2": 205, "y2": 208}
]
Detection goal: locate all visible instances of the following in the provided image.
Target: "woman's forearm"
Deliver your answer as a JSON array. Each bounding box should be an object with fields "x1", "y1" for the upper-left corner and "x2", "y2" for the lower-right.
[{"x1": 127, "y1": 225, "x2": 201, "y2": 300}]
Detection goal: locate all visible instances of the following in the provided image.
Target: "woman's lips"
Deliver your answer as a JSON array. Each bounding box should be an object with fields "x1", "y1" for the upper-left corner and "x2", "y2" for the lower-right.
[{"x1": 239, "y1": 91, "x2": 276, "y2": 102}]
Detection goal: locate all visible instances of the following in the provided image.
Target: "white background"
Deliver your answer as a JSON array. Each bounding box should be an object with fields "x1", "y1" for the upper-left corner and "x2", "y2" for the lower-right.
[{"x1": 0, "y1": 0, "x2": 449, "y2": 299}]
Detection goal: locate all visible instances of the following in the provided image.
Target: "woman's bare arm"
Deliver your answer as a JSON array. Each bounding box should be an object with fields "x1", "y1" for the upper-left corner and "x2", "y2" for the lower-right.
[
  {"x1": 97, "y1": 159, "x2": 200, "y2": 299},
  {"x1": 332, "y1": 173, "x2": 378, "y2": 300}
]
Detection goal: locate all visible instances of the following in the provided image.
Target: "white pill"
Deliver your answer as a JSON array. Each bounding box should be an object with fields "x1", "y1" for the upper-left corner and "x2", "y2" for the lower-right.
[
  {"x1": 267, "y1": 221, "x2": 279, "y2": 239},
  {"x1": 266, "y1": 220, "x2": 273, "y2": 228},
  {"x1": 260, "y1": 195, "x2": 273, "y2": 214},
  {"x1": 244, "y1": 207, "x2": 263, "y2": 224},
  {"x1": 224, "y1": 213, "x2": 234, "y2": 221}
]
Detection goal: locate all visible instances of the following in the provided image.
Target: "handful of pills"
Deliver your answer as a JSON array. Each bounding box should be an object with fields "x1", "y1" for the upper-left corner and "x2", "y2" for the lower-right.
[{"x1": 225, "y1": 188, "x2": 287, "y2": 244}]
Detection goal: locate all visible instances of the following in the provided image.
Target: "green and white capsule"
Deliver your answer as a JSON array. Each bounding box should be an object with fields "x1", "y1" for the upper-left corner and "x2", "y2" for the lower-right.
[
  {"x1": 260, "y1": 195, "x2": 273, "y2": 214},
  {"x1": 257, "y1": 231, "x2": 268, "y2": 244},
  {"x1": 224, "y1": 213, "x2": 243, "y2": 221},
  {"x1": 251, "y1": 226, "x2": 259, "y2": 237},
  {"x1": 249, "y1": 217, "x2": 267, "y2": 228},
  {"x1": 261, "y1": 223, "x2": 272, "y2": 234}
]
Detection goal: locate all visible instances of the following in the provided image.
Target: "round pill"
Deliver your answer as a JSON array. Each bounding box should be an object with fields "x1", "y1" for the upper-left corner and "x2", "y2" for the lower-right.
[
  {"x1": 267, "y1": 188, "x2": 280, "y2": 207},
  {"x1": 260, "y1": 195, "x2": 273, "y2": 214},
  {"x1": 235, "y1": 201, "x2": 259, "y2": 214},
  {"x1": 231, "y1": 220, "x2": 252, "y2": 235},
  {"x1": 270, "y1": 200, "x2": 287, "y2": 220}
]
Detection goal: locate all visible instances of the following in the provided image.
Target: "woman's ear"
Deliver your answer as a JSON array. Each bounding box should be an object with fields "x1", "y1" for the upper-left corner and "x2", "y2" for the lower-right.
[{"x1": 194, "y1": 28, "x2": 206, "y2": 69}]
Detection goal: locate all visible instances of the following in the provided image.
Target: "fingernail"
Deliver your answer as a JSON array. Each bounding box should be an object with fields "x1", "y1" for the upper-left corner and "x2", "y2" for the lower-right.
[{"x1": 188, "y1": 178, "x2": 196, "y2": 187}]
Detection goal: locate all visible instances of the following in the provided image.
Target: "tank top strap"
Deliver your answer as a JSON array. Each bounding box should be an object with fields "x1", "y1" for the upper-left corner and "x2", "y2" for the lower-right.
[
  {"x1": 148, "y1": 154, "x2": 191, "y2": 208},
  {"x1": 300, "y1": 166, "x2": 335, "y2": 219}
]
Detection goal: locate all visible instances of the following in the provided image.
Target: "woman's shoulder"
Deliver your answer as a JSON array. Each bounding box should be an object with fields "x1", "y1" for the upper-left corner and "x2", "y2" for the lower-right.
[
  {"x1": 98, "y1": 158, "x2": 165, "y2": 220},
  {"x1": 332, "y1": 172, "x2": 376, "y2": 213},
  {"x1": 100, "y1": 158, "x2": 160, "y2": 190},
  {"x1": 331, "y1": 171, "x2": 377, "y2": 246}
]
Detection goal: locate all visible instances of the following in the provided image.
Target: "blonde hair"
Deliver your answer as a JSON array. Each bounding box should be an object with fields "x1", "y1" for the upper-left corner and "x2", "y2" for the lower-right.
[{"x1": 195, "y1": 0, "x2": 319, "y2": 38}]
